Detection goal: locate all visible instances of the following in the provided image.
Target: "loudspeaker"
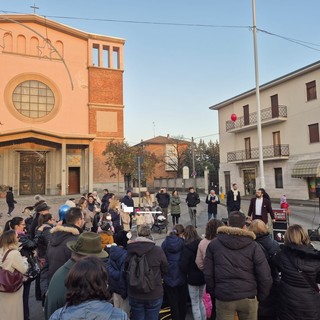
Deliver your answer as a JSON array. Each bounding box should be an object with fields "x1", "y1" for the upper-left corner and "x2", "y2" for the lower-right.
[{"x1": 308, "y1": 229, "x2": 320, "y2": 241}]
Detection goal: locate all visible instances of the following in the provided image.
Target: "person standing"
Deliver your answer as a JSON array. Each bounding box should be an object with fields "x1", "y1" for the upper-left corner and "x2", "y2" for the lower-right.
[
  {"x1": 247, "y1": 188, "x2": 275, "y2": 225},
  {"x1": 170, "y1": 190, "x2": 181, "y2": 225},
  {"x1": 186, "y1": 187, "x2": 200, "y2": 228},
  {"x1": 226, "y1": 183, "x2": 241, "y2": 218},
  {"x1": 121, "y1": 190, "x2": 135, "y2": 229},
  {"x1": 0, "y1": 230, "x2": 29, "y2": 320},
  {"x1": 6, "y1": 186, "x2": 16, "y2": 217},
  {"x1": 275, "y1": 225, "x2": 320, "y2": 320},
  {"x1": 125, "y1": 225, "x2": 168, "y2": 320},
  {"x1": 156, "y1": 188, "x2": 170, "y2": 220},
  {"x1": 204, "y1": 211, "x2": 273, "y2": 320},
  {"x1": 161, "y1": 225, "x2": 187, "y2": 320},
  {"x1": 206, "y1": 189, "x2": 220, "y2": 220},
  {"x1": 179, "y1": 225, "x2": 206, "y2": 320}
]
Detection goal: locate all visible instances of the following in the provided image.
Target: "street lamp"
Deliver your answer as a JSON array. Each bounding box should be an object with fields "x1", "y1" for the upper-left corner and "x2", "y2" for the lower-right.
[{"x1": 252, "y1": 0, "x2": 265, "y2": 188}]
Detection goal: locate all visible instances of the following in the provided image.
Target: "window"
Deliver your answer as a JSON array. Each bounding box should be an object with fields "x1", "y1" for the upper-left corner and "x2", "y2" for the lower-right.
[
  {"x1": 244, "y1": 137, "x2": 251, "y2": 159},
  {"x1": 92, "y1": 43, "x2": 99, "y2": 66},
  {"x1": 309, "y1": 123, "x2": 320, "y2": 143},
  {"x1": 274, "y1": 168, "x2": 283, "y2": 188},
  {"x1": 306, "y1": 80, "x2": 317, "y2": 101},
  {"x1": 12, "y1": 80, "x2": 55, "y2": 118},
  {"x1": 113, "y1": 47, "x2": 120, "y2": 69},
  {"x1": 103, "y1": 45, "x2": 109, "y2": 68},
  {"x1": 243, "y1": 105, "x2": 249, "y2": 126}
]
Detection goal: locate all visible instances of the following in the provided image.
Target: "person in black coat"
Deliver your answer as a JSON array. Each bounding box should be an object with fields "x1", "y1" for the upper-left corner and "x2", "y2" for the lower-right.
[
  {"x1": 206, "y1": 189, "x2": 220, "y2": 220},
  {"x1": 275, "y1": 224, "x2": 320, "y2": 320},
  {"x1": 6, "y1": 186, "x2": 16, "y2": 216},
  {"x1": 249, "y1": 219, "x2": 281, "y2": 320},
  {"x1": 162, "y1": 225, "x2": 187, "y2": 320},
  {"x1": 204, "y1": 211, "x2": 273, "y2": 320},
  {"x1": 179, "y1": 225, "x2": 206, "y2": 320},
  {"x1": 226, "y1": 183, "x2": 241, "y2": 218},
  {"x1": 156, "y1": 188, "x2": 171, "y2": 220}
]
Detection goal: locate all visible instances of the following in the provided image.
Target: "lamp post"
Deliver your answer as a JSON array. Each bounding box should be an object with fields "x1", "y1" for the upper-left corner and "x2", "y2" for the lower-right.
[{"x1": 252, "y1": 0, "x2": 265, "y2": 188}]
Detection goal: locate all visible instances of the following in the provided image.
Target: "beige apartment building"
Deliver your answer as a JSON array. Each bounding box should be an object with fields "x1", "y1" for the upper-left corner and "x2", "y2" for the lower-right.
[
  {"x1": 0, "y1": 14, "x2": 125, "y2": 196},
  {"x1": 210, "y1": 61, "x2": 320, "y2": 200}
]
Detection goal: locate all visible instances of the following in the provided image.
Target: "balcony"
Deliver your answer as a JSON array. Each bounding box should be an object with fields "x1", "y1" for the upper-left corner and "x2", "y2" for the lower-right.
[
  {"x1": 226, "y1": 105, "x2": 287, "y2": 133},
  {"x1": 227, "y1": 144, "x2": 289, "y2": 163}
]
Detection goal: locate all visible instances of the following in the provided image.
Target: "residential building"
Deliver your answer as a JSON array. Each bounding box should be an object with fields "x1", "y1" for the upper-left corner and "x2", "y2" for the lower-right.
[
  {"x1": 210, "y1": 61, "x2": 320, "y2": 200},
  {"x1": 135, "y1": 135, "x2": 189, "y2": 189},
  {"x1": 0, "y1": 14, "x2": 125, "y2": 195}
]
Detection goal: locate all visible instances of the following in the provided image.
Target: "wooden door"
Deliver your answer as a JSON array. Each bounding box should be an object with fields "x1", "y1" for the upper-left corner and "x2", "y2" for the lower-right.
[
  {"x1": 243, "y1": 105, "x2": 249, "y2": 126},
  {"x1": 20, "y1": 153, "x2": 46, "y2": 195},
  {"x1": 273, "y1": 131, "x2": 281, "y2": 156},
  {"x1": 245, "y1": 137, "x2": 251, "y2": 159},
  {"x1": 271, "y1": 94, "x2": 279, "y2": 118},
  {"x1": 68, "y1": 167, "x2": 80, "y2": 194}
]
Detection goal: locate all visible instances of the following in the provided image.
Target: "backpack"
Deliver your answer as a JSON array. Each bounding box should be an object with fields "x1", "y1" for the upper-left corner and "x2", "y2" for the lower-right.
[{"x1": 127, "y1": 253, "x2": 155, "y2": 293}]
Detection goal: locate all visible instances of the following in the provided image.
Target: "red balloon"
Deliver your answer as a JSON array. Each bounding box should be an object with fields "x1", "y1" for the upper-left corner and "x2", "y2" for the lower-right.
[{"x1": 231, "y1": 113, "x2": 237, "y2": 122}]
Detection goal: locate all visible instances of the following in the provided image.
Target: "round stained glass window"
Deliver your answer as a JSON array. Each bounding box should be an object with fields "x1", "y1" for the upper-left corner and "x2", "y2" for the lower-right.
[{"x1": 12, "y1": 80, "x2": 55, "y2": 118}]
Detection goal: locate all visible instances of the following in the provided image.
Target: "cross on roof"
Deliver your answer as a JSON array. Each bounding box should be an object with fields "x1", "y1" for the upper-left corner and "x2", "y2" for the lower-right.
[{"x1": 30, "y1": 3, "x2": 39, "y2": 14}]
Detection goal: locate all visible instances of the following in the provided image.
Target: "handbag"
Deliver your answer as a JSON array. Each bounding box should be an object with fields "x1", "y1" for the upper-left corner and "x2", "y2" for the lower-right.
[{"x1": 0, "y1": 249, "x2": 24, "y2": 292}]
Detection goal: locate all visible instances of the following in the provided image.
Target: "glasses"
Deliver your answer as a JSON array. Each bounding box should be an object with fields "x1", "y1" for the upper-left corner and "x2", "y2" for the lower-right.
[{"x1": 20, "y1": 223, "x2": 26, "y2": 226}]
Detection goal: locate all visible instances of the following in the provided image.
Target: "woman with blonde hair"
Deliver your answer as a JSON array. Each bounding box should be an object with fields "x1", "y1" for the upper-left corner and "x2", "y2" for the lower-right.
[
  {"x1": 249, "y1": 219, "x2": 280, "y2": 320},
  {"x1": 108, "y1": 198, "x2": 122, "y2": 235},
  {"x1": 0, "y1": 230, "x2": 29, "y2": 319},
  {"x1": 275, "y1": 224, "x2": 320, "y2": 320}
]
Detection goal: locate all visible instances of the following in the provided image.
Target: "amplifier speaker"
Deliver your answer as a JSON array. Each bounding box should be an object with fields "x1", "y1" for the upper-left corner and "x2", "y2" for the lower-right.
[{"x1": 308, "y1": 229, "x2": 320, "y2": 241}]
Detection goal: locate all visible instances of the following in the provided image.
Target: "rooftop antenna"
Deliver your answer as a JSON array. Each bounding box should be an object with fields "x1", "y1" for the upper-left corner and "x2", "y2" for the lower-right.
[{"x1": 30, "y1": 3, "x2": 39, "y2": 14}]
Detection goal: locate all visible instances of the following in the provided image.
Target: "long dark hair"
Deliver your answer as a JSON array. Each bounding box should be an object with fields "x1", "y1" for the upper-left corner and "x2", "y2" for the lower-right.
[
  {"x1": 65, "y1": 256, "x2": 111, "y2": 306},
  {"x1": 184, "y1": 225, "x2": 201, "y2": 244},
  {"x1": 4, "y1": 217, "x2": 24, "y2": 231},
  {"x1": 205, "y1": 219, "x2": 224, "y2": 240}
]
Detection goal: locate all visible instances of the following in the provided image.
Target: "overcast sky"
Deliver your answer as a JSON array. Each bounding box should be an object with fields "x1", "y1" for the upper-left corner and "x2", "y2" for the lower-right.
[{"x1": 2, "y1": 0, "x2": 320, "y2": 145}]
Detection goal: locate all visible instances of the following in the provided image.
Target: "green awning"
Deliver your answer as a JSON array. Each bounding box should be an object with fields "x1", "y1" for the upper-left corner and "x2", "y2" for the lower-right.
[{"x1": 291, "y1": 159, "x2": 320, "y2": 178}]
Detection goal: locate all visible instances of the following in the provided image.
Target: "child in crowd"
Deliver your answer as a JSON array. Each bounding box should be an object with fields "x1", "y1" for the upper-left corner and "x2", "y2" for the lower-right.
[
  {"x1": 143, "y1": 208, "x2": 154, "y2": 229},
  {"x1": 99, "y1": 222, "x2": 114, "y2": 249}
]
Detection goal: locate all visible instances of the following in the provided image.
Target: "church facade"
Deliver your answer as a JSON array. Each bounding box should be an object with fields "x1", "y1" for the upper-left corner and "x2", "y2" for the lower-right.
[{"x1": 0, "y1": 14, "x2": 125, "y2": 195}]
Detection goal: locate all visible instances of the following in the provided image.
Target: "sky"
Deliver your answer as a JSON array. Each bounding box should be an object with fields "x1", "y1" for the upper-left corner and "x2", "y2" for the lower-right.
[{"x1": 1, "y1": 1, "x2": 320, "y2": 145}]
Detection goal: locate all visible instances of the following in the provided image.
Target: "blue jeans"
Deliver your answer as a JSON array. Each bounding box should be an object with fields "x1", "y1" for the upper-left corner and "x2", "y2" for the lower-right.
[
  {"x1": 129, "y1": 296, "x2": 163, "y2": 320},
  {"x1": 208, "y1": 212, "x2": 217, "y2": 220},
  {"x1": 188, "y1": 284, "x2": 206, "y2": 320}
]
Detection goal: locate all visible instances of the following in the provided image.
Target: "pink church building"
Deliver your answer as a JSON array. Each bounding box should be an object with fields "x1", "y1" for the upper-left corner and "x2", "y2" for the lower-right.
[{"x1": 0, "y1": 14, "x2": 125, "y2": 195}]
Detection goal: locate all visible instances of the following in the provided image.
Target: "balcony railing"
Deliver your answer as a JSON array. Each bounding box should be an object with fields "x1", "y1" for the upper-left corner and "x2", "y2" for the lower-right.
[
  {"x1": 226, "y1": 105, "x2": 287, "y2": 132},
  {"x1": 227, "y1": 144, "x2": 289, "y2": 162}
]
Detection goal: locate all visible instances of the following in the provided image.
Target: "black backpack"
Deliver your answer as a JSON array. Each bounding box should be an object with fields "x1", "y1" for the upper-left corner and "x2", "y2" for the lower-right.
[{"x1": 127, "y1": 253, "x2": 155, "y2": 293}]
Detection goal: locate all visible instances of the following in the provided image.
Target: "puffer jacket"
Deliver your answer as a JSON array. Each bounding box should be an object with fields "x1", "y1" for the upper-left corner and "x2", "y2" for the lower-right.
[
  {"x1": 161, "y1": 235, "x2": 186, "y2": 287},
  {"x1": 107, "y1": 245, "x2": 127, "y2": 299},
  {"x1": 204, "y1": 226, "x2": 272, "y2": 302},
  {"x1": 46, "y1": 224, "x2": 81, "y2": 283},
  {"x1": 179, "y1": 239, "x2": 205, "y2": 286},
  {"x1": 125, "y1": 237, "x2": 168, "y2": 300},
  {"x1": 49, "y1": 300, "x2": 128, "y2": 320},
  {"x1": 170, "y1": 196, "x2": 181, "y2": 215},
  {"x1": 275, "y1": 243, "x2": 320, "y2": 320}
]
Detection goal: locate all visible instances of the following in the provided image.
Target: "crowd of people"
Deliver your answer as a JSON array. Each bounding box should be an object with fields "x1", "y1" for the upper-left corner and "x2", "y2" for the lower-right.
[{"x1": 0, "y1": 186, "x2": 319, "y2": 320}]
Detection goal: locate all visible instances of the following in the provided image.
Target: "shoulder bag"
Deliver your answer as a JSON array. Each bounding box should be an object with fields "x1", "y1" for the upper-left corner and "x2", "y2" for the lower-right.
[{"x1": 0, "y1": 249, "x2": 24, "y2": 292}]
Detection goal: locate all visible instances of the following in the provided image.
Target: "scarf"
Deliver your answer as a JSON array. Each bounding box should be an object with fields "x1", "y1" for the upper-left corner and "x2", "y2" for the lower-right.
[{"x1": 232, "y1": 189, "x2": 239, "y2": 201}]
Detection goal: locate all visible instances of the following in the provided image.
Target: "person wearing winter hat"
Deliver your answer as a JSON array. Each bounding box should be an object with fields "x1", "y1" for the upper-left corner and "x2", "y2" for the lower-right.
[{"x1": 45, "y1": 232, "x2": 108, "y2": 319}]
